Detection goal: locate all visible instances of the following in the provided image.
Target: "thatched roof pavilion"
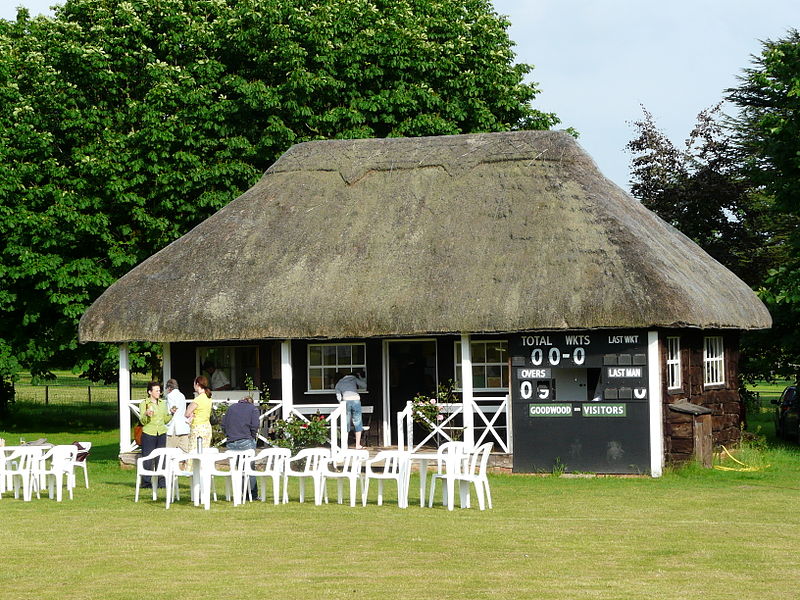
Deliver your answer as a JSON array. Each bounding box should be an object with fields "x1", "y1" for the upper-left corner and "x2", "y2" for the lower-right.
[{"x1": 79, "y1": 130, "x2": 771, "y2": 343}]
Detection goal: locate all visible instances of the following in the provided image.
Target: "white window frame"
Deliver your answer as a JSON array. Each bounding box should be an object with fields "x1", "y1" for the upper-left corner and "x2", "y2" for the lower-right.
[
  {"x1": 666, "y1": 336, "x2": 681, "y2": 390},
  {"x1": 307, "y1": 342, "x2": 366, "y2": 393},
  {"x1": 454, "y1": 340, "x2": 508, "y2": 392},
  {"x1": 703, "y1": 336, "x2": 725, "y2": 387}
]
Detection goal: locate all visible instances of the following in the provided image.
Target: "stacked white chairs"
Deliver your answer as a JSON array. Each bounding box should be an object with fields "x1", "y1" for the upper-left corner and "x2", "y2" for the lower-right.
[
  {"x1": 35, "y1": 445, "x2": 78, "y2": 501},
  {"x1": 2, "y1": 447, "x2": 45, "y2": 501},
  {"x1": 134, "y1": 448, "x2": 173, "y2": 503},
  {"x1": 454, "y1": 442, "x2": 494, "y2": 510},
  {"x1": 283, "y1": 447, "x2": 330, "y2": 505},
  {"x1": 69, "y1": 441, "x2": 92, "y2": 488},
  {"x1": 243, "y1": 447, "x2": 291, "y2": 504},
  {"x1": 209, "y1": 449, "x2": 254, "y2": 507},
  {"x1": 362, "y1": 450, "x2": 407, "y2": 508},
  {"x1": 427, "y1": 441, "x2": 469, "y2": 511},
  {"x1": 322, "y1": 449, "x2": 368, "y2": 507}
]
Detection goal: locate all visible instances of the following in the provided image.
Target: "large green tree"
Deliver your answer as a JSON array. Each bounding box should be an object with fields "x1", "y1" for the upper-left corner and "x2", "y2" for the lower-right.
[
  {"x1": 0, "y1": 0, "x2": 559, "y2": 410},
  {"x1": 727, "y1": 29, "x2": 800, "y2": 381},
  {"x1": 626, "y1": 104, "x2": 775, "y2": 288}
]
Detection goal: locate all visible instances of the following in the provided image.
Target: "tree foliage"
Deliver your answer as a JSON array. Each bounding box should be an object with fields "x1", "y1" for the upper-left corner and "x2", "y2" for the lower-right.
[
  {"x1": 0, "y1": 0, "x2": 559, "y2": 406},
  {"x1": 727, "y1": 29, "x2": 800, "y2": 381},
  {"x1": 626, "y1": 104, "x2": 775, "y2": 288},
  {"x1": 627, "y1": 29, "x2": 800, "y2": 382}
]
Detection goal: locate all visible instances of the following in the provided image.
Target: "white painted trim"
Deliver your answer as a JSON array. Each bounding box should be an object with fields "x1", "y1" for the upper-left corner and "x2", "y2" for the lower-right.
[
  {"x1": 381, "y1": 339, "x2": 391, "y2": 447},
  {"x1": 281, "y1": 340, "x2": 293, "y2": 419},
  {"x1": 119, "y1": 343, "x2": 131, "y2": 454},
  {"x1": 162, "y1": 342, "x2": 171, "y2": 385},
  {"x1": 648, "y1": 330, "x2": 664, "y2": 477},
  {"x1": 460, "y1": 333, "x2": 475, "y2": 449}
]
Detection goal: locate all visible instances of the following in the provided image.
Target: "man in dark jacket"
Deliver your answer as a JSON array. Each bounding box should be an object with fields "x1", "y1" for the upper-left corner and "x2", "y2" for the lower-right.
[{"x1": 222, "y1": 396, "x2": 260, "y2": 499}]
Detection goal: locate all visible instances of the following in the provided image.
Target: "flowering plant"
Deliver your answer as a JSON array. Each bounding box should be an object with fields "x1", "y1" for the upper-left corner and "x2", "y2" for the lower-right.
[
  {"x1": 411, "y1": 379, "x2": 458, "y2": 430},
  {"x1": 269, "y1": 413, "x2": 329, "y2": 455}
]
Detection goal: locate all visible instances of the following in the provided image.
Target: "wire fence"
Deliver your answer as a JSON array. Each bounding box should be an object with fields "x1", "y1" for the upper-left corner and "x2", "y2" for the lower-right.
[{"x1": 13, "y1": 384, "x2": 150, "y2": 406}]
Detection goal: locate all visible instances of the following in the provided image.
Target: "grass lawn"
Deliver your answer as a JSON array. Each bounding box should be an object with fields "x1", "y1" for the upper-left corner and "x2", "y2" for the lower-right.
[
  {"x1": 1, "y1": 380, "x2": 797, "y2": 598},
  {"x1": 1, "y1": 420, "x2": 799, "y2": 600}
]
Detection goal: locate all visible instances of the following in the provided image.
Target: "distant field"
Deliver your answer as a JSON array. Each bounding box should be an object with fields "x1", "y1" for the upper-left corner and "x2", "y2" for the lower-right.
[{"x1": 13, "y1": 370, "x2": 152, "y2": 405}]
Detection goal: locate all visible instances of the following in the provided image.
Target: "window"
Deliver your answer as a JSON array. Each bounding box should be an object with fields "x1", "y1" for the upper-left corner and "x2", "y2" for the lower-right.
[
  {"x1": 703, "y1": 336, "x2": 725, "y2": 386},
  {"x1": 454, "y1": 340, "x2": 508, "y2": 391},
  {"x1": 307, "y1": 343, "x2": 366, "y2": 392},
  {"x1": 666, "y1": 336, "x2": 681, "y2": 390},
  {"x1": 197, "y1": 346, "x2": 259, "y2": 389}
]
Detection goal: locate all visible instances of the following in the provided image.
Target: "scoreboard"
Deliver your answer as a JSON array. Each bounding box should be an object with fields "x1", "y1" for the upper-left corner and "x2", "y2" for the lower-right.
[{"x1": 510, "y1": 330, "x2": 653, "y2": 473}]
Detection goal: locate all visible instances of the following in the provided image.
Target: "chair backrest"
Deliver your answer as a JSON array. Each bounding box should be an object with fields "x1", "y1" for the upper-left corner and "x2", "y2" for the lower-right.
[
  {"x1": 291, "y1": 448, "x2": 331, "y2": 472},
  {"x1": 4, "y1": 447, "x2": 43, "y2": 472},
  {"x1": 72, "y1": 441, "x2": 92, "y2": 462},
  {"x1": 251, "y1": 448, "x2": 291, "y2": 473},
  {"x1": 139, "y1": 448, "x2": 173, "y2": 472},
  {"x1": 466, "y1": 442, "x2": 493, "y2": 476},
  {"x1": 42, "y1": 445, "x2": 79, "y2": 469},
  {"x1": 224, "y1": 449, "x2": 255, "y2": 473},
  {"x1": 436, "y1": 441, "x2": 468, "y2": 474},
  {"x1": 332, "y1": 449, "x2": 368, "y2": 474},
  {"x1": 369, "y1": 450, "x2": 404, "y2": 475}
]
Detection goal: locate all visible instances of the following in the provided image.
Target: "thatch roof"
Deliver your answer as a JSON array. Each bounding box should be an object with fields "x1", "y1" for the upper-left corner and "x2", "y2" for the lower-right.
[{"x1": 79, "y1": 130, "x2": 771, "y2": 343}]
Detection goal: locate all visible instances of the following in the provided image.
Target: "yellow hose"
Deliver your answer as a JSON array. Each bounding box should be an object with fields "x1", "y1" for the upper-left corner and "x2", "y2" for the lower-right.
[{"x1": 712, "y1": 445, "x2": 769, "y2": 472}]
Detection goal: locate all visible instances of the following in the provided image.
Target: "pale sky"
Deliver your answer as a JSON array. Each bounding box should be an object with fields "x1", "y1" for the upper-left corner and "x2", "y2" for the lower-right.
[{"x1": 2, "y1": 0, "x2": 798, "y2": 189}]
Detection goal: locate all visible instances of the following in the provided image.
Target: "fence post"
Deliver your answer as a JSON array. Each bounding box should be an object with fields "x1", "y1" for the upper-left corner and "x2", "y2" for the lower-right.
[
  {"x1": 45, "y1": 385, "x2": 49, "y2": 405},
  {"x1": 88, "y1": 386, "x2": 92, "y2": 405}
]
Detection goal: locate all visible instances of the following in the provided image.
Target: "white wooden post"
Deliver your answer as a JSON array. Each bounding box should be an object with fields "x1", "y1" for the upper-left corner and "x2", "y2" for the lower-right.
[
  {"x1": 162, "y1": 341, "x2": 171, "y2": 385},
  {"x1": 648, "y1": 330, "x2": 664, "y2": 477},
  {"x1": 281, "y1": 340, "x2": 293, "y2": 419},
  {"x1": 119, "y1": 343, "x2": 131, "y2": 454},
  {"x1": 460, "y1": 333, "x2": 475, "y2": 449}
]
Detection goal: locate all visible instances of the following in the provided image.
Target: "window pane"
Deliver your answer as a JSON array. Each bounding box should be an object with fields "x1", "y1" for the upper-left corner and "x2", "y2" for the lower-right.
[
  {"x1": 309, "y1": 345, "x2": 322, "y2": 366},
  {"x1": 352, "y1": 344, "x2": 365, "y2": 365},
  {"x1": 472, "y1": 365, "x2": 486, "y2": 388},
  {"x1": 309, "y1": 368, "x2": 323, "y2": 390},
  {"x1": 471, "y1": 342, "x2": 486, "y2": 362},
  {"x1": 323, "y1": 368, "x2": 338, "y2": 390},
  {"x1": 486, "y1": 343, "x2": 506, "y2": 364},
  {"x1": 337, "y1": 345, "x2": 352, "y2": 365},
  {"x1": 322, "y1": 346, "x2": 337, "y2": 366}
]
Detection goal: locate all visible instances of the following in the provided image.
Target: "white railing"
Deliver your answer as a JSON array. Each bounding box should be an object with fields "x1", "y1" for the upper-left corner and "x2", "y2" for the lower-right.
[
  {"x1": 397, "y1": 395, "x2": 511, "y2": 454},
  {"x1": 473, "y1": 396, "x2": 511, "y2": 453}
]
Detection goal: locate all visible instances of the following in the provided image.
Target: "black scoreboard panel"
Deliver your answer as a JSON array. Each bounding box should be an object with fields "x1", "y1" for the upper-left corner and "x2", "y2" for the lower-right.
[{"x1": 510, "y1": 331, "x2": 651, "y2": 474}]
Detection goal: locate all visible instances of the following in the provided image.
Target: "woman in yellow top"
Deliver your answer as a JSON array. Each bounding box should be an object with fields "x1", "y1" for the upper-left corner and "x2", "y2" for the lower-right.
[
  {"x1": 140, "y1": 381, "x2": 174, "y2": 489},
  {"x1": 186, "y1": 375, "x2": 213, "y2": 451}
]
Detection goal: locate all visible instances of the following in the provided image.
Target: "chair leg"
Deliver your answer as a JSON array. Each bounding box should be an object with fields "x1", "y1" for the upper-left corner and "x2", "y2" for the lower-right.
[
  {"x1": 272, "y1": 475, "x2": 280, "y2": 504},
  {"x1": 428, "y1": 475, "x2": 437, "y2": 508},
  {"x1": 361, "y1": 478, "x2": 370, "y2": 507}
]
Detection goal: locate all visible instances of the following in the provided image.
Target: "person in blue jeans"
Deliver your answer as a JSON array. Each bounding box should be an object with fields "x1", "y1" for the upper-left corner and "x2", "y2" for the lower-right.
[
  {"x1": 335, "y1": 371, "x2": 367, "y2": 449},
  {"x1": 222, "y1": 396, "x2": 260, "y2": 500}
]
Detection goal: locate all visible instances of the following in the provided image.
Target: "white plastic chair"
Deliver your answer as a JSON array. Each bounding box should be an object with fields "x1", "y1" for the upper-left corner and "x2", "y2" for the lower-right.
[
  {"x1": 323, "y1": 449, "x2": 368, "y2": 507},
  {"x1": 427, "y1": 441, "x2": 469, "y2": 510},
  {"x1": 242, "y1": 447, "x2": 291, "y2": 504},
  {"x1": 209, "y1": 450, "x2": 254, "y2": 506},
  {"x1": 134, "y1": 448, "x2": 173, "y2": 503},
  {"x1": 454, "y1": 442, "x2": 494, "y2": 510},
  {"x1": 69, "y1": 441, "x2": 92, "y2": 488},
  {"x1": 35, "y1": 445, "x2": 78, "y2": 501},
  {"x1": 164, "y1": 447, "x2": 193, "y2": 509},
  {"x1": 362, "y1": 450, "x2": 407, "y2": 507},
  {"x1": 282, "y1": 448, "x2": 330, "y2": 505}
]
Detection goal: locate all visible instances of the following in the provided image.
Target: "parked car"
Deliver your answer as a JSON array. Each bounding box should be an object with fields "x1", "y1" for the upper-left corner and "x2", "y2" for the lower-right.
[{"x1": 772, "y1": 385, "x2": 799, "y2": 439}]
